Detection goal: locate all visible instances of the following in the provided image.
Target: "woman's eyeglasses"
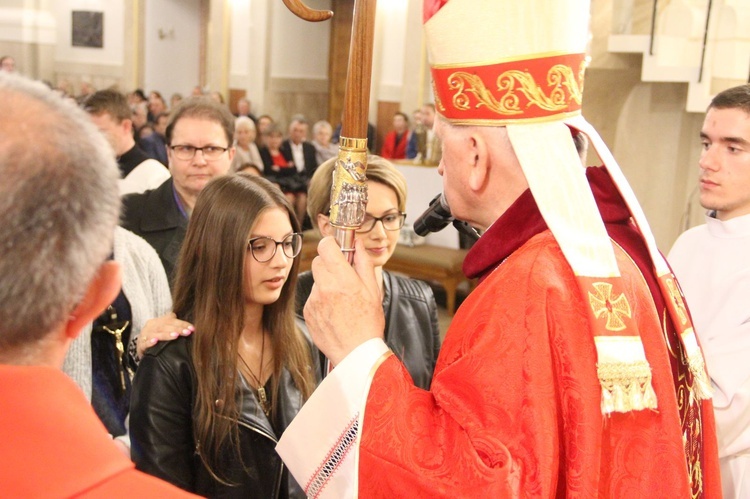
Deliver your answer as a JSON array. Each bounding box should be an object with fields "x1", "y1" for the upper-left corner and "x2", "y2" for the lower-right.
[
  {"x1": 355, "y1": 212, "x2": 406, "y2": 233},
  {"x1": 247, "y1": 233, "x2": 303, "y2": 262}
]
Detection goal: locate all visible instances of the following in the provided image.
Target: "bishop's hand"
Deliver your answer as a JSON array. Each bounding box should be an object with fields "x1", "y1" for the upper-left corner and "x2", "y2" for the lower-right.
[{"x1": 304, "y1": 237, "x2": 385, "y2": 366}]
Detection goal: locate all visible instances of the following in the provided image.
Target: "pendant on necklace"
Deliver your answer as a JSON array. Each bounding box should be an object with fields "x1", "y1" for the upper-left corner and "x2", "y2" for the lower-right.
[{"x1": 257, "y1": 386, "x2": 270, "y2": 416}]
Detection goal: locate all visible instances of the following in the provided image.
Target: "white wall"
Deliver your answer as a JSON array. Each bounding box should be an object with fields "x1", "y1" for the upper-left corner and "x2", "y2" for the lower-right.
[
  {"x1": 52, "y1": 0, "x2": 124, "y2": 67},
  {"x1": 229, "y1": 0, "x2": 269, "y2": 112},
  {"x1": 396, "y1": 164, "x2": 460, "y2": 249},
  {"x1": 268, "y1": 0, "x2": 329, "y2": 80},
  {"x1": 374, "y1": 0, "x2": 408, "y2": 102},
  {"x1": 144, "y1": 0, "x2": 201, "y2": 98},
  {"x1": 0, "y1": 1, "x2": 56, "y2": 80},
  {"x1": 0, "y1": 3, "x2": 56, "y2": 46}
]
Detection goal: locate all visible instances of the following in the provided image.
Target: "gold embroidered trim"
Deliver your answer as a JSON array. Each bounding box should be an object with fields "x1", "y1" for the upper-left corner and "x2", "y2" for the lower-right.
[
  {"x1": 431, "y1": 50, "x2": 577, "y2": 70},
  {"x1": 446, "y1": 62, "x2": 584, "y2": 117},
  {"x1": 588, "y1": 282, "x2": 632, "y2": 332},
  {"x1": 441, "y1": 110, "x2": 582, "y2": 127},
  {"x1": 682, "y1": 329, "x2": 713, "y2": 400},
  {"x1": 665, "y1": 277, "x2": 688, "y2": 326},
  {"x1": 597, "y1": 360, "x2": 658, "y2": 414}
]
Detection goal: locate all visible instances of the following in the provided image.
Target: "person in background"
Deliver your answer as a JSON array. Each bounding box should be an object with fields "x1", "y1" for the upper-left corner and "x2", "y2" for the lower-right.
[
  {"x1": 260, "y1": 125, "x2": 308, "y2": 223},
  {"x1": 130, "y1": 173, "x2": 318, "y2": 498},
  {"x1": 148, "y1": 91, "x2": 168, "y2": 122},
  {"x1": 231, "y1": 116, "x2": 264, "y2": 173},
  {"x1": 121, "y1": 96, "x2": 235, "y2": 282},
  {"x1": 62, "y1": 226, "x2": 181, "y2": 456},
  {"x1": 380, "y1": 111, "x2": 410, "y2": 160},
  {"x1": 131, "y1": 101, "x2": 149, "y2": 133},
  {"x1": 137, "y1": 123, "x2": 155, "y2": 141},
  {"x1": 311, "y1": 119, "x2": 337, "y2": 165},
  {"x1": 668, "y1": 83, "x2": 750, "y2": 499},
  {"x1": 406, "y1": 102, "x2": 441, "y2": 164},
  {"x1": 281, "y1": 115, "x2": 318, "y2": 180},
  {"x1": 256, "y1": 114, "x2": 275, "y2": 148},
  {"x1": 237, "y1": 163, "x2": 263, "y2": 176},
  {"x1": 209, "y1": 90, "x2": 225, "y2": 105},
  {"x1": 129, "y1": 89, "x2": 148, "y2": 107},
  {"x1": 78, "y1": 81, "x2": 96, "y2": 100},
  {"x1": 236, "y1": 97, "x2": 258, "y2": 123},
  {"x1": 0, "y1": 71, "x2": 195, "y2": 498},
  {"x1": 83, "y1": 89, "x2": 170, "y2": 196},
  {"x1": 411, "y1": 107, "x2": 423, "y2": 130},
  {"x1": 1, "y1": 55, "x2": 16, "y2": 72},
  {"x1": 297, "y1": 155, "x2": 440, "y2": 389},
  {"x1": 170, "y1": 92, "x2": 183, "y2": 110},
  {"x1": 140, "y1": 111, "x2": 170, "y2": 166}
]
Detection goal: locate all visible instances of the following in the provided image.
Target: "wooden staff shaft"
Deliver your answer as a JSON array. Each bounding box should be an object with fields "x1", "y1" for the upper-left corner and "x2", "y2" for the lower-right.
[{"x1": 341, "y1": 0, "x2": 376, "y2": 140}]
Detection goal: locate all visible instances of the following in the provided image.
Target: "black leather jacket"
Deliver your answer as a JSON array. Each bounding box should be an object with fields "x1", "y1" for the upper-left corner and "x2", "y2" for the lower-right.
[
  {"x1": 130, "y1": 335, "x2": 316, "y2": 498},
  {"x1": 296, "y1": 270, "x2": 441, "y2": 389}
]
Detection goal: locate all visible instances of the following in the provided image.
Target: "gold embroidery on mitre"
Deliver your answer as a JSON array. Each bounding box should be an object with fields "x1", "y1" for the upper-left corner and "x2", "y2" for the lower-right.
[
  {"x1": 433, "y1": 80, "x2": 446, "y2": 113},
  {"x1": 665, "y1": 277, "x2": 688, "y2": 326},
  {"x1": 447, "y1": 62, "x2": 584, "y2": 117},
  {"x1": 589, "y1": 282, "x2": 632, "y2": 331}
]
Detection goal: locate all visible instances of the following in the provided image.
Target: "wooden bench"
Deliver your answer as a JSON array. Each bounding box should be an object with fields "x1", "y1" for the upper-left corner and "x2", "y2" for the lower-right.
[{"x1": 298, "y1": 230, "x2": 471, "y2": 315}]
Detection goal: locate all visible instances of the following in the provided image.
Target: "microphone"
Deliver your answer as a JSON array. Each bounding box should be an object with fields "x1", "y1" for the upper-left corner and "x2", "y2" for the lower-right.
[
  {"x1": 413, "y1": 193, "x2": 480, "y2": 243},
  {"x1": 413, "y1": 193, "x2": 453, "y2": 236}
]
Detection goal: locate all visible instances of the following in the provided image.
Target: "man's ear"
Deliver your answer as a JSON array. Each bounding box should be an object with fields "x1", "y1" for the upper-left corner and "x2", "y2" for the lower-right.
[
  {"x1": 316, "y1": 213, "x2": 333, "y2": 237},
  {"x1": 467, "y1": 131, "x2": 489, "y2": 193},
  {"x1": 65, "y1": 261, "x2": 122, "y2": 341},
  {"x1": 122, "y1": 118, "x2": 133, "y2": 135}
]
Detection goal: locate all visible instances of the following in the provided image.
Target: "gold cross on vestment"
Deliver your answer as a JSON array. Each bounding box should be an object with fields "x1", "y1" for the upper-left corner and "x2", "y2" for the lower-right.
[{"x1": 589, "y1": 282, "x2": 632, "y2": 332}]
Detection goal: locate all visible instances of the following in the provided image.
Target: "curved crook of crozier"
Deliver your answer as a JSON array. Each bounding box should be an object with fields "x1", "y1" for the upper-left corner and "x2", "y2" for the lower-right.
[{"x1": 281, "y1": 0, "x2": 333, "y2": 22}]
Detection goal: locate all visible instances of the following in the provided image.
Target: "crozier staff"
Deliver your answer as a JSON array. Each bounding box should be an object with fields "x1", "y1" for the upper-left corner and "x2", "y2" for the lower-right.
[{"x1": 283, "y1": 0, "x2": 376, "y2": 262}]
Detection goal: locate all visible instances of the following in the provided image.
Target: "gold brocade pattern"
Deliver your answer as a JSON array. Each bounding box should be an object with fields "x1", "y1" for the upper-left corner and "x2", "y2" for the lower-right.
[
  {"x1": 433, "y1": 79, "x2": 446, "y2": 113},
  {"x1": 662, "y1": 310, "x2": 704, "y2": 498},
  {"x1": 447, "y1": 62, "x2": 584, "y2": 116},
  {"x1": 666, "y1": 277, "x2": 689, "y2": 326},
  {"x1": 588, "y1": 282, "x2": 631, "y2": 331}
]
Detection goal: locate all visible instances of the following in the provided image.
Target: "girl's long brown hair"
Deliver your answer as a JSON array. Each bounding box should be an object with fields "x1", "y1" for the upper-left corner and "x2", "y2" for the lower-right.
[{"x1": 171, "y1": 173, "x2": 315, "y2": 481}]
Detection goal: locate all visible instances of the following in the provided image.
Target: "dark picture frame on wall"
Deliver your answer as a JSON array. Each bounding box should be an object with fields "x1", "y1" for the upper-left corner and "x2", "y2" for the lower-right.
[{"x1": 71, "y1": 11, "x2": 104, "y2": 48}]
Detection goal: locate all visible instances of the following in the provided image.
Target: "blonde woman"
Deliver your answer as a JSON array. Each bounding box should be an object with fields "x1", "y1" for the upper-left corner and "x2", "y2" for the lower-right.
[
  {"x1": 296, "y1": 155, "x2": 440, "y2": 389},
  {"x1": 231, "y1": 116, "x2": 263, "y2": 173}
]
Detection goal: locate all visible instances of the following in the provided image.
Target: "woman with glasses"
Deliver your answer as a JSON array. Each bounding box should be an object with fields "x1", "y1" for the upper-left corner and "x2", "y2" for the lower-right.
[
  {"x1": 297, "y1": 155, "x2": 441, "y2": 389},
  {"x1": 130, "y1": 173, "x2": 318, "y2": 498}
]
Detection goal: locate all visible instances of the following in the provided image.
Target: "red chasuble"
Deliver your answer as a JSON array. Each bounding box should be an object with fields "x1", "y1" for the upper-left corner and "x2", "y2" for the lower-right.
[{"x1": 357, "y1": 168, "x2": 721, "y2": 497}]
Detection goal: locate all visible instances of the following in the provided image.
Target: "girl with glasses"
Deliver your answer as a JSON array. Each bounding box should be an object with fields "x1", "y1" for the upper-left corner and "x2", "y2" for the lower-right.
[
  {"x1": 297, "y1": 155, "x2": 441, "y2": 389},
  {"x1": 130, "y1": 173, "x2": 318, "y2": 498}
]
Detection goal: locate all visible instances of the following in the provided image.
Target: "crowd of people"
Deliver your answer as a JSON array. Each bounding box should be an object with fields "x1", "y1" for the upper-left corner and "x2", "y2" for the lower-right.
[
  {"x1": 1, "y1": 0, "x2": 750, "y2": 494},
  {"x1": 0, "y1": 56, "x2": 444, "y2": 497}
]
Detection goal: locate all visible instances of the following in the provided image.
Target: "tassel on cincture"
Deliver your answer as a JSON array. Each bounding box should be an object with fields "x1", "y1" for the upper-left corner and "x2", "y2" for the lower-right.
[
  {"x1": 601, "y1": 386, "x2": 615, "y2": 415},
  {"x1": 612, "y1": 383, "x2": 627, "y2": 413},
  {"x1": 629, "y1": 379, "x2": 643, "y2": 409},
  {"x1": 687, "y1": 354, "x2": 713, "y2": 400},
  {"x1": 642, "y1": 381, "x2": 658, "y2": 410}
]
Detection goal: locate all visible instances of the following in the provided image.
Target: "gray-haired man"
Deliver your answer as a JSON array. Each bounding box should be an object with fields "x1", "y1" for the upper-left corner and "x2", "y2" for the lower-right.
[{"x1": 0, "y1": 73, "x2": 194, "y2": 497}]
